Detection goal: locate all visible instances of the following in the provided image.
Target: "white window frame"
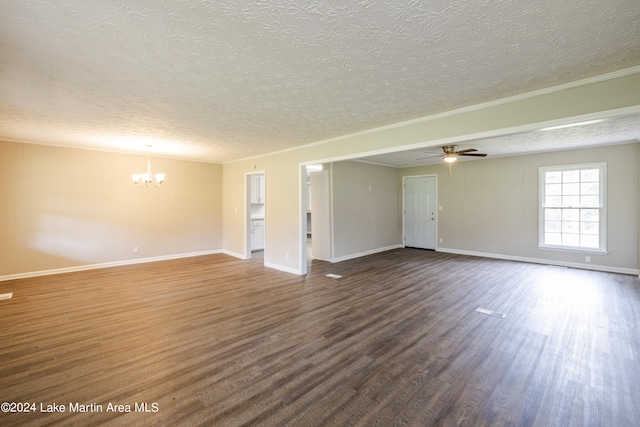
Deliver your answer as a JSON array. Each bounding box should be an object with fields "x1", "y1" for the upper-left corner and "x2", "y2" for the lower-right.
[{"x1": 539, "y1": 162, "x2": 607, "y2": 253}]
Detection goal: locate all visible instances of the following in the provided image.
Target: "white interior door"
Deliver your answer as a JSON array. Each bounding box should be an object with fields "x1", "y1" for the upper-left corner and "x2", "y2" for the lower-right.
[{"x1": 404, "y1": 175, "x2": 437, "y2": 249}]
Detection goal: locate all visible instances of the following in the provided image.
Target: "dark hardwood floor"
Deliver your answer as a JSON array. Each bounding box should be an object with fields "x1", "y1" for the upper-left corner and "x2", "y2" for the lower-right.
[{"x1": 1, "y1": 249, "x2": 639, "y2": 426}]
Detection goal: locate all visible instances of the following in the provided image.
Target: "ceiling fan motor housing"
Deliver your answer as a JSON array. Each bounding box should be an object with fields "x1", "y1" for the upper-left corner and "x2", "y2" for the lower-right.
[{"x1": 443, "y1": 145, "x2": 457, "y2": 154}]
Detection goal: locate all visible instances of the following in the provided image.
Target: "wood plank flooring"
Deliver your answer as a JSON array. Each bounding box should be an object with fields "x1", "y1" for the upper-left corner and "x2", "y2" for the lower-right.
[{"x1": 1, "y1": 249, "x2": 639, "y2": 426}]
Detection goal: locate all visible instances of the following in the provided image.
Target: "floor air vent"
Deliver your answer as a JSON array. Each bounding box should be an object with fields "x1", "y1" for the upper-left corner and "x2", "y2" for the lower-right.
[
  {"x1": 326, "y1": 274, "x2": 342, "y2": 279},
  {"x1": 0, "y1": 293, "x2": 13, "y2": 300}
]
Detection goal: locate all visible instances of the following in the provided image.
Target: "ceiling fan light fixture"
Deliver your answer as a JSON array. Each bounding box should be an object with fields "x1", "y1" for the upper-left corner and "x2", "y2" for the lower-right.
[{"x1": 443, "y1": 153, "x2": 457, "y2": 163}]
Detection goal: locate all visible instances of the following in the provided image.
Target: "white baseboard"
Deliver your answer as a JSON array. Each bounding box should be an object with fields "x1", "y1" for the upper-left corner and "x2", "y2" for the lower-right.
[
  {"x1": 264, "y1": 261, "x2": 303, "y2": 275},
  {"x1": 437, "y1": 247, "x2": 639, "y2": 276},
  {"x1": 222, "y1": 249, "x2": 247, "y2": 260},
  {"x1": 7, "y1": 245, "x2": 632, "y2": 282},
  {"x1": 329, "y1": 244, "x2": 403, "y2": 263},
  {"x1": 0, "y1": 249, "x2": 224, "y2": 282}
]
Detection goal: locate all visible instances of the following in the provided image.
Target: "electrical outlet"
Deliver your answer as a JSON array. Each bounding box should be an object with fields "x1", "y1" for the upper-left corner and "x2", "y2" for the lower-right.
[
  {"x1": 134, "y1": 246, "x2": 139, "y2": 253},
  {"x1": 439, "y1": 238, "x2": 443, "y2": 243},
  {"x1": 585, "y1": 256, "x2": 591, "y2": 263},
  {"x1": 285, "y1": 252, "x2": 289, "y2": 259}
]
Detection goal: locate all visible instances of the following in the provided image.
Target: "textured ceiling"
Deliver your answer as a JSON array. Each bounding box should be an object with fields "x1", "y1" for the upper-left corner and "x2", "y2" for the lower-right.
[
  {"x1": 358, "y1": 114, "x2": 640, "y2": 167},
  {"x1": 1, "y1": 1, "x2": 640, "y2": 163}
]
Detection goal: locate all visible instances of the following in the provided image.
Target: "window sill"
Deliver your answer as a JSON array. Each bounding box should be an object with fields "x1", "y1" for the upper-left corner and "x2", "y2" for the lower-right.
[{"x1": 538, "y1": 245, "x2": 608, "y2": 255}]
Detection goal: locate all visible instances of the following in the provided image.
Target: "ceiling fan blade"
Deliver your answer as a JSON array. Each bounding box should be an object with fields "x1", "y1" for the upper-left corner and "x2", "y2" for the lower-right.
[
  {"x1": 455, "y1": 148, "x2": 478, "y2": 154},
  {"x1": 460, "y1": 153, "x2": 487, "y2": 157},
  {"x1": 416, "y1": 154, "x2": 443, "y2": 160}
]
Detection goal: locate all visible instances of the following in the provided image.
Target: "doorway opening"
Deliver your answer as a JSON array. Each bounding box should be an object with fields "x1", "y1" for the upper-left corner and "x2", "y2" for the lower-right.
[
  {"x1": 299, "y1": 163, "x2": 332, "y2": 275},
  {"x1": 246, "y1": 172, "x2": 265, "y2": 261},
  {"x1": 305, "y1": 164, "x2": 324, "y2": 262}
]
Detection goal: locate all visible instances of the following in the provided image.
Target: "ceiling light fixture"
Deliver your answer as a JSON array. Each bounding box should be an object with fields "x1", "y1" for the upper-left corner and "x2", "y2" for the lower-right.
[
  {"x1": 443, "y1": 153, "x2": 457, "y2": 175},
  {"x1": 443, "y1": 153, "x2": 457, "y2": 163},
  {"x1": 132, "y1": 145, "x2": 165, "y2": 188}
]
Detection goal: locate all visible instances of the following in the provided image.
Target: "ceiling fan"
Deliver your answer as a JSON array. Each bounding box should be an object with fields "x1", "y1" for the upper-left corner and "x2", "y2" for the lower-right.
[
  {"x1": 418, "y1": 145, "x2": 488, "y2": 163},
  {"x1": 418, "y1": 145, "x2": 488, "y2": 174}
]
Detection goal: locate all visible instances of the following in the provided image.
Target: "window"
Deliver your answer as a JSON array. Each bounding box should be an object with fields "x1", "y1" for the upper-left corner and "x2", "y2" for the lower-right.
[{"x1": 539, "y1": 163, "x2": 606, "y2": 252}]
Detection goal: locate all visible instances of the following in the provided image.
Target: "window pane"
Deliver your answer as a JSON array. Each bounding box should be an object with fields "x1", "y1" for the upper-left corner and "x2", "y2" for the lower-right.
[
  {"x1": 580, "y1": 209, "x2": 599, "y2": 221},
  {"x1": 545, "y1": 208, "x2": 562, "y2": 220},
  {"x1": 546, "y1": 183, "x2": 562, "y2": 195},
  {"x1": 545, "y1": 233, "x2": 562, "y2": 245},
  {"x1": 562, "y1": 234, "x2": 580, "y2": 246},
  {"x1": 581, "y1": 182, "x2": 599, "y2": 195},
  {"x1": 563, "y1": 221, "x2": 580, "y2": 233},
  {"x1": 546, "y1": 171, "x2": 562, "y2": 184},
  {"x1": 581, "y1": 169, "x2": 599, "y2": 182},
  {"x1": 563, "y1": 170, "x2": 579, "y2": 182},
  {"x1": 581, "y1": 235, "x2": 599, "y2": 248},
  {"x1": 563, "y1": 195, "x2": 579, "y2": 207},
  {"x1": 581, "y1": 221, "x2": 599, "y2": 235},
  {"x1": 562, "y1": 209, "x2": 579, "y2": 221},
  {"x1": 562, "y1": 183, "x2": 580, "y2": 195},
  {"x1": 545, "y1": 220, "x2": 561, "y2": 232},
  {"x1": 581, "y1": 195, "x2": 600, "y2": 207},
  {"x1": 545, "y1": 196, "x2": 562, "y2": 207}
]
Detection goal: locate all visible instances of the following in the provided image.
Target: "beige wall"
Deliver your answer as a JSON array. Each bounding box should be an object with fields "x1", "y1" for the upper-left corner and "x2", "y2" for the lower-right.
[
  {"x1": 222, "y1": 71, "x2": 640, "y2": 274},
  {"x1": 0, "y1": 141, "x2": 222, "y2": 278},
  {"x1": 399, "y1": 143, "x2": 639, "y2": 272},
  {"x1": 331, "y1": 161, "x2": 400, "y2": 259}
]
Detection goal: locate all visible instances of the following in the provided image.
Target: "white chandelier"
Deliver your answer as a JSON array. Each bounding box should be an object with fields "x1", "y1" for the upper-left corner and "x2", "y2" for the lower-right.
[{"x1": 131, "y1": 145, "x2": 165, "y2": 188}]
